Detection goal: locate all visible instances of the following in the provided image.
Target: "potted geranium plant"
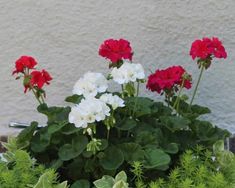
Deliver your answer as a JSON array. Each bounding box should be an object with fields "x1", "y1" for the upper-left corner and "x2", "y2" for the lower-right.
[{"x1": 10, "y1": 37, "x2": 231, "y2": 187}]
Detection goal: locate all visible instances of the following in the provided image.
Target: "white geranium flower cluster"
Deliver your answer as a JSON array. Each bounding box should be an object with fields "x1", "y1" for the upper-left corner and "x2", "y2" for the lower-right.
[
  {"x1": 69, "y1": 97, "x2": 110, "y2": 128},
  {"x1": 69, "y1": 72, "x2": 126, "y2": 128},
  {"x1": 73, "y1": 72, "x2": 108, "y2": 97},
  {"x1": 100, "y1": 93, "x2": 125, "y2": 110},
  {"x1": 111, "y1": 61, "x2": 145, "y2": 84}
]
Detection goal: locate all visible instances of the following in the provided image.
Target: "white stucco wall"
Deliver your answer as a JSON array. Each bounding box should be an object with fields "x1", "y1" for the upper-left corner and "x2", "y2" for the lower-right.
[{"x1": 0, "y1": 0, "x2": 235, "y2": 135}]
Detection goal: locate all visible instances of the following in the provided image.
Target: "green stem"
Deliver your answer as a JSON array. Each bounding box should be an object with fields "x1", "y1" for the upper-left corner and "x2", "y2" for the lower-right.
[
  {"x1": 121, "y1": 84, "x2": 125, "y2": 98},
  {"x1": 173, "y1": 79, "x2": 185, "y2": 110},
  {"x1": 107, "y1": 128, "x2": 110, "y2": 140},
  {"x1": 189, "y1": 66, "x2": 204, "y2": 106},
  {"x1": 165, "y1": 93, "x2": 170, "y2": 107},
  {"x1": 121, "y1": 84, "x2": 124, "y2": 92},
  {"x1": 136, "y1": 81, "x2": 140, "y2": 97},
  {"x1": 31, "y1": 86, "x2": 42, "y2": 105},
  {"x1": 41, "y1": 95, "x2": 45, "y2": 103},
  {"x1": 132, "y1": 81, "x2": 140, "y2": 117}
]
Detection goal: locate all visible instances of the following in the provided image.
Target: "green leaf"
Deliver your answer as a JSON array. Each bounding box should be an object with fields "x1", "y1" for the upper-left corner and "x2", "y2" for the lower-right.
[
  {"x1": 58, "y1": 144, "x2": 76, "y2": 161},
  {"x1": 125, "y1": 97, "x2": 153, "y2": 117},
  {"x1": 151, "y1": 102, "x2": 172, "y2": 116},
  {"x1": 163, "y1": 143, "x2": 179, "y2": 154},
  {"x1": 171, "y1": 98, "x2": 211, "y2": 119},
  {"x1": 143, "y1": 148, "x2": 171, "y2": 170},
  {"x1": 113, "y1": 181, "x2": 129, "y2": 188},
  {"x1": 191, "y1": 104, "x2": 211, "y2": 115},
  {"x1": 93, "y1": 175, "x2": 114, "y2": 188},
  {"x1": 49, "y1": 159, "x2": 63, "y2": 170},
  {"x1": 16, "y1": 121, "x2": 38, "y2": 149},
  {"x1": 134, "y1": 125, "x2": 162, "y2": 147},
  {"x1": 118, "y1": 143, "x2": 145, "y2": 163},
  {"x1": 65, "y1": 94, "x2": 83, "y2": 104},
  {"x1": 115, "y1": 171, "x2": 127, "y2": 182},
  {"x1": 58, "y1": 135, "x2": 88, "y2": 161},
  {"x1": 61, "y1": 123, "x2": 80, "y2": 135},
  {"x1": 116, "y1": 118, "x2": 137, "y2": 130},
  {"x1": 48, "y1": 121, "x2": 67, "y2": 134},
  {"x1": 100, "y1": 139, "x2": 108, "y2": 150},
  {"x1": 72, "y1": 135, "x2": 88, "y2": 153},
  {"x1": 191, "y1": 120, "x2": 230, "y2": 144},
  {"x1": 71, "y1": 179, "x2": 90, "y2": 188},
  {"x1": 31, "y1": 129, "x2": 51, "y2": 153},
  {"x1": 100, "y1": 146, "x2": 124, "y2": 170},
  {"x1": 37, "y1": 103, "x2": 71, "y2": 123},
  {"x1": 160, "y1": 116, "x2": 190, "y2": 132}
]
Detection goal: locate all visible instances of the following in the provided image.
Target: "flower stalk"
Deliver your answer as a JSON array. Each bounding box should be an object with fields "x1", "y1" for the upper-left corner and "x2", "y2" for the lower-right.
[
  {"x1": 173, "y1": 79, "x2": 185, "y2": 113},
  {"x1": 189, "y1": 65, "x2": 204, "y2": 106}
]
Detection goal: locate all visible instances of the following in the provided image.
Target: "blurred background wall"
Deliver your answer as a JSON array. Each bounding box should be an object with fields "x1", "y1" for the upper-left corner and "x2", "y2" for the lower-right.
[{"x1": 0, "y1": 0, "x2": 234, "y2": 134}]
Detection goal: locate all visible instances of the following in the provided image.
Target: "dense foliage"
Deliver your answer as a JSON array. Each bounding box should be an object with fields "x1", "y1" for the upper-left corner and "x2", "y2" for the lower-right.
[
  {"x1": 0, "y1": 138, "x2": 68, "y2": 188},
  {"x1": 12, "y1": 37, "x2": 230, "y2": 187},
  {"x1": 140, "y1": 142, "x2": 235, "y2": 188}
]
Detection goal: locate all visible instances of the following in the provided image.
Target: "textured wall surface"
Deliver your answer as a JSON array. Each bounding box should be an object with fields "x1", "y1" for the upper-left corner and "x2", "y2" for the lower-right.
[{"x1": 0, "y1": 0, "x2": 235, "y2": 135}]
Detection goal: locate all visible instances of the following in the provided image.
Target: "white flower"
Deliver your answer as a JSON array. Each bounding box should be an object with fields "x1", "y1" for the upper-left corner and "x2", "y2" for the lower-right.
[
  {"x1": 73, "y1": 72, "x2": 108, "y2": 97},
  {"x1": 69, "y1": 106, "x2": 87, "y2": 128},
  {"x1": 83, "y1": 72, "x2": 108, "y2": 93},
  {"x1": 100, "y1": 93, "x2": 125, "y2": 110},
  {"x1": 111, "y1": 62, "x2": 145, "y2": 84},
  {"x1": 69, "y1": 97, "x2": 110, "y2": 128}
]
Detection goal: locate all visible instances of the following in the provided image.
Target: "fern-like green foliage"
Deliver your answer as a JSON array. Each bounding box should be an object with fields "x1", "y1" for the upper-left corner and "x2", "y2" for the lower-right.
[
  {"x1": 0, "y1": 138, "x2": 68, "y2": 188},
  {"x1": 148, "y1": 144, "x2": 235, "y2": 188},
  {"x1": 33, "y1": 169, "x2": 68, "y2": 188}
]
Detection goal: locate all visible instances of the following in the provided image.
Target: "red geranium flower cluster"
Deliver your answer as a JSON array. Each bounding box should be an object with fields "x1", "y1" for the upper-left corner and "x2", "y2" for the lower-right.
[
  {"x1": 99, "y1": 39, "x2": 133, "y2": 63},
  {"x1": 190, "y1": 37, "x2": 227, "y2": 60},
  {"x1": 13, "y1": 56, "x2": 52, "y2": 94},
  {"x1": 147, "y1": 66, "x2": 191, "y2": 94},
  {"x1": 12, "y1": 56, "x2": 37, "y2": 75},
  {"x1": 24, "y1": 69, "x2": 52, "y2": 93}
]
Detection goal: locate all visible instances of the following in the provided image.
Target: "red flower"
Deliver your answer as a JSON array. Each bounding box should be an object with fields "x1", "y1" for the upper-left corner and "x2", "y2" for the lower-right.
[
  {"x1": 190, "y1": 37, "x2": 227, "y2": 60},
  {"x1": 30, "y1": 69, "x2": 52, "y2": 89},
  {"x1": 146, "y1": 66, "x2": 191, "y2": 94},
  {"x1": 99, "y1": 39, "x2": 133, "y2": 63},
  {"x1": 13, "y1": 56, "x2": 37, "y2": 74},
  {"x1": 211, "y1": 37, "x2": 227, "y2": 58}
]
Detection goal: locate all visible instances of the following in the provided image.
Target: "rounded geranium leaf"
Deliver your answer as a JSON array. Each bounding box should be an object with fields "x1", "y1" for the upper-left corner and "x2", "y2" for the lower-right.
[
  {"x1": 143, "y1": 148, "x2": 171, "y2": 169},
  {"x1": 118, "y1": 143, "x2": 145, "y2": 163},
  {"x1": 100, "y1": 146, "x2": 124, "y2": 170},
  {"x1": 159, "y1": 116, "x2": 190, "y2": 132},
  {"x1": 163, "y1": 143, "x2": 179, "y2": 154},
  {"x1": 58, "y1": 144, "x2": 77, "y2": 161},
  {"x1": 58, "y1": 135, "x2": 88, "y2": 161},
  {"x1": 116, "y1": 118, "x2": 137, "y2": 131},
  {"x1": 71, "y1": 179, "x2": 90, "y2": 188}
]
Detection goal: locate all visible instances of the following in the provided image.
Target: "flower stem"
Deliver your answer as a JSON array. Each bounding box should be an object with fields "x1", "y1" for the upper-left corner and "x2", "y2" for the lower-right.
[
  {"x1": 30, "y1": 86, "x2": 42, "y2": 105},
  {"x1": 132, "y1": 82, "x2": 140, "y2": 116},
  {"x1": 136, "y1": 81, "x2": 140, "y2": 97},
  {"x1": 107, "y1": 128, "x2": 110, "y2": 140},
  {"x1": 189, "y1": 66, "x2": 204, "y2": 106},
  {"x1": 40, "y1": 95, "x2": 45, "y2": 104},
  {"x1": 173, "y1": 79, "x2": 185, "y2": 110}
]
